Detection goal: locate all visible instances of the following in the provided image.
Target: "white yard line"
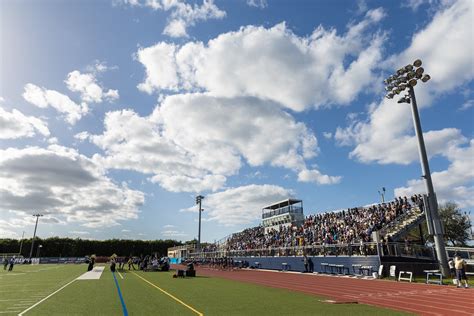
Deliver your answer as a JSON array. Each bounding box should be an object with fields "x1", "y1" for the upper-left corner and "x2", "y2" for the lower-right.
[
  {"x1": 17, "y1": 279, "x2": 76, "y2": 316},
  {"x1": 117, "y1": 271, "x2": 124, "y2": 279},
  {"x1": 0, "y1": 311, "x2": 20, "y2": 314}
]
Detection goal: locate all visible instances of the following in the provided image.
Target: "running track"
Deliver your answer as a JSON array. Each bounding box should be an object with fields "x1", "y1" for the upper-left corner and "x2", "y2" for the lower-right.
[{"x1": 194, "y1": 267, "x2": 474, "y2": 315}]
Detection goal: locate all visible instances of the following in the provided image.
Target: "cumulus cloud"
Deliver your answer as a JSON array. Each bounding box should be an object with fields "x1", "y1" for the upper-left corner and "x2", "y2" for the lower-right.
[
  {"x1": 181, "y1": 184, "x2": 293, "y2": 225},
  {"x1": 22, "y1": 84, "x2": 88, "y2": 125},
  {"x1": 136, "y1": 11, "x2": 386, "y2": 110},
  {"x1": 247, "y1": 0, "x2": 267, "y2": 9},
  {"x1": 336, "y1": 0, "x2": 473, "y2": 165},
  {"x1": 120, "y1": 0, "x2": 226, "y2": 38},
  {"x1": 0, "y1": 145, "x2": 144, "y2": 228},
  {"x1": 0, "y1": 106, "x2": 50, "y2": 139},
  {"x1": 83, "y1": 94, "x2": 337, "y2": 192},
  {"x1": 395, "y1": 140, "x2": 474, "y2": 208},
  {"x1": 65, "y1": 70, "x2": 119, "y2": 103}
]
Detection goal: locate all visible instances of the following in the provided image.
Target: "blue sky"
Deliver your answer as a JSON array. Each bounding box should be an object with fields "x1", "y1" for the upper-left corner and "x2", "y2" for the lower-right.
[{"x1": 0, "y1": 0, "x2": 472, "y2": 243}]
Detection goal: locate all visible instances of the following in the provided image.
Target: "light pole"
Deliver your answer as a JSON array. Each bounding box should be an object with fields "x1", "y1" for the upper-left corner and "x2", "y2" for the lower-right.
[
  {"x1": 384, "y1": 59, "x2": 449, "y2": 276},
  {"x1": 19, "y1": 231, "x2": 25, "y2": 256},
  {"x1": 29, "y1": 214, "x2": 43, "y2": 260},
  {"x1": 195, "y1": 195, "x2": 204, "y2": 253},
  {"x1": 378, "y1": 187, "x2": 386, "y2": 203}
]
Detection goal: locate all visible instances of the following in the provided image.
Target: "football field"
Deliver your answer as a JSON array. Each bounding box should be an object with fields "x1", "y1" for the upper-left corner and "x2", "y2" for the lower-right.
[{"x1": 0, "y1": 264, "x2": 408, "y2": 315}]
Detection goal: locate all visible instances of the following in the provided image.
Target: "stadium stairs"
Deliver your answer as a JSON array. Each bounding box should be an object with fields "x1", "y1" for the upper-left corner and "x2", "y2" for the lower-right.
[{"x1": 378, "y1": 207, "x2": 426, "y2": 242}]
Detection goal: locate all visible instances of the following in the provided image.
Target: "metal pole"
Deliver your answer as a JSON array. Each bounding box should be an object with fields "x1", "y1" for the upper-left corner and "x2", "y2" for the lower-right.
[
  {"x1": 198, "y1": 198, "x2": 202, "y2": 253},
  {"x1": 19, "y1": 231, "x2": 25, "y2": 255},
  {"x1": 408, "y1": 86, "x2": 449, "y2": 276},
  {"x1": 29, "y1": 214, "x2": 42, "y2": 260}
]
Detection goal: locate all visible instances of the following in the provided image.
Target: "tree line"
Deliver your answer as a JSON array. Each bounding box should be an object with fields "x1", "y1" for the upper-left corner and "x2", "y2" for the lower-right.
[{"x1": 0, "y1": 237, "x2": 183, "y2": 257}]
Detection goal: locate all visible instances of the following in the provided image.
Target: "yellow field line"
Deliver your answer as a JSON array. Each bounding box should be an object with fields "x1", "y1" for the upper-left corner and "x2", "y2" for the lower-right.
[{"x1": 131, "y1": 272, "x2": 203, "y2": 316}]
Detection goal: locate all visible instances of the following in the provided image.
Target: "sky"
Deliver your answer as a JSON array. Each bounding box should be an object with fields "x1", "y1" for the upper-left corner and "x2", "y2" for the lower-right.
[{"x1": 0, "y1": 0, "x2": 472, "y2": 243}]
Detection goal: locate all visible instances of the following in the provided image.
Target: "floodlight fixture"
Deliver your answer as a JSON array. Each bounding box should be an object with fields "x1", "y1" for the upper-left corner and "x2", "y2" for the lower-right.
[
  {"x1": 413, "y1": 59, "x2": 422, "y2": 67},
  {"x1": 421, "y1": 74, "x2": 431, "y2": 82},
  {"x1": 415, "y1": 67, "x2": 424, "y2": 76},
  {"x1": 409, "y1": 79, "x2": 418, "y2": 87},
  {"x1": 405, "y1": 65, "x2": 414, "y2": 71}
]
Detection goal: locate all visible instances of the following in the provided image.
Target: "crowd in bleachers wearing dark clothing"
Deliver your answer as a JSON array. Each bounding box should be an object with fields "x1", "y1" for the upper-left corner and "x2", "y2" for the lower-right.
[{"x1": 224, "y1": 195, "x2": 424, "y2": 252}]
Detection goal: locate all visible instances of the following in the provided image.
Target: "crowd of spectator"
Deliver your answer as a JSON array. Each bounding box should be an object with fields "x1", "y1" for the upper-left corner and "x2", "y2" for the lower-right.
[{"x1": 223, "y1": 195, "x2": 424, "y2": 252}]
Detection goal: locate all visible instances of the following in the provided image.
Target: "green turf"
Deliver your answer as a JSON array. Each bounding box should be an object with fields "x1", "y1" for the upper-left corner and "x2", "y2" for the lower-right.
[{"x1": 1, "y1": 264, "x2": 410, "y2": 315}]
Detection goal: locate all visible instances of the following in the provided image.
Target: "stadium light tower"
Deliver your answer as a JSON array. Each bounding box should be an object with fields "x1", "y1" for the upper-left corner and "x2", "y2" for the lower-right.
[
  {"x1": 384, "y1": 59, "x2": 449, "y2": 276},
  {"x1": 29, "y1": 214, "x2": 43, "y2": 260},
  {"x1": 195, "y1": 195, "x2": 205, "y2": 253},
  {"x1": 378, "y1": 187, "x2": 386, "y2": 203}
]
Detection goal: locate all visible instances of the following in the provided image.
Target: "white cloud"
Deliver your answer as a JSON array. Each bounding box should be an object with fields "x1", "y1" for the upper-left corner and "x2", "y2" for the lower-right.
[
  {"x1": 22, "y1": 84, "x2": 88, "y2": 125},
  {"x1": 70, "y1": 231, "x2": 90, "y2": 235},
  {"x1": 323, "y1": 132, "x2": 332, "y2": 139},
  {"x1": 181, "y1": 184, "x2": 293, "y2": 226},
  {"x1": 247, "y1": 0, "x2": 267, "y2": 9},
  {"x1": 460, "y1": 100, "x2": 474, "y2": 111},
  {"x1": 336, "y1": 1, "x2": 473, "y2": 165},
  {"x1": 161, "y1": 230, "x2": 188, "y2": 238},
  {"x1": 65, "y1": 70, "x2": 119, "y2": 103},
  {"x1": 402, "y1": 0, "x2": 437, "y2": 11},
  {"x1": 0, "y1": 145, "x2": 144, "y2": 228},
  {"x1": 136, "y1": 11, "x2": 386, "y2": 111},
  {"x1": 120, "y1": 0, "x2": 226, "y2": 38},
  {"x1": 84, "y1": 94, "x2": 336, "y2": 192},
  {"x1": 298, "y1": 169, "x2": 341, "y2": 185},
  {"x1": 163, "y1": 224, "x2": 176, "y2": 228},
  {"x1": 395, "y1": 139, "x2": 474, "y2": 208},
  {"x1": 0, "y1": 106, "x2": 50, "y2": 139}
]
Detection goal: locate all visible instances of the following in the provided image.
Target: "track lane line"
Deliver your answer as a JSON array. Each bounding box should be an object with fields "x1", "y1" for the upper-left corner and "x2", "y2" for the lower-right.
[{"x1": 132, "y1": 272, "x2": 203, "y2": 316}]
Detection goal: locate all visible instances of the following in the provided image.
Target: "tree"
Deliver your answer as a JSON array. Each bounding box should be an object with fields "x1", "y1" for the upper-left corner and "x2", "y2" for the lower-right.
[{"x1": 439, "y1": 202, "x2": 472, "y2": 246}]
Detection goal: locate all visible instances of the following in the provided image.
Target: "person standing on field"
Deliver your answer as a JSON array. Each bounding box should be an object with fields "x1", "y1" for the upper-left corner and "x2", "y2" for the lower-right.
[{"x1": 454, "y1": 254, "x2": 469, "y2": 288}]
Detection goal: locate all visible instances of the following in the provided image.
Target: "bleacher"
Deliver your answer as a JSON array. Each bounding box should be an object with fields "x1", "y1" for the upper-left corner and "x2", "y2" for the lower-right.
[{"x1": 188, "y1": 194, "x2": 436, "y2": 275}]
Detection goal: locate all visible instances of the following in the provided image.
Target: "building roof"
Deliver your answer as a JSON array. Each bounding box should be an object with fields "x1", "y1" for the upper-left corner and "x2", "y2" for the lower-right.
[{"x1": 262, "y1": 198, "x2": 302, "y2": 210}]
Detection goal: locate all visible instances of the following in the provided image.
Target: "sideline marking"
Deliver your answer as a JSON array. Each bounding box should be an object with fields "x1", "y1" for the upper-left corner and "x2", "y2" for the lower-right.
[
  {"x1": 17, "y1": 279, "x2": 76, "y2": 316},
  {"x1": 132, "y1": 272, "x2": 203, "y2": 316},
  {"x1": 112, "y1": 272, "x2": 128, "y2": 316},
  {"x1": 118, "y1": 271, "x2": 124, "y2": 279}
]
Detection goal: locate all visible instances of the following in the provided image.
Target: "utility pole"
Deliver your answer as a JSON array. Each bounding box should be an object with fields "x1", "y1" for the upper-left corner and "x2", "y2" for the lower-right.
[
  {"x1": 19, "y1": 231, "x2": 25, "y2": 256},
  {"x1": 29, "y1": 214, "x2": 43, "y2": 260},
  {"x1": 195, "y1": 195, "x2": 204, "y2": 253}
]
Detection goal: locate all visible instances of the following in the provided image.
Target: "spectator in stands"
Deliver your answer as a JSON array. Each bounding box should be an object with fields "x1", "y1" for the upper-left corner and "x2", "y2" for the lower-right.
[
  {"x1": 219, "y1": 194, "x2": 423, "y2": 255},
  {"x1": 454, "y1": 254, "x2": 469, "y2": 288}
]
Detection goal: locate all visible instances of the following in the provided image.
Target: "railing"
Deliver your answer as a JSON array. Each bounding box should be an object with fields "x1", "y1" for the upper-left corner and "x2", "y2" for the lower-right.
[
  {"x1": 188, "y1": 242, "x2": 437, "y2": 260},
  {"x1": 380, "y1": 242, "x2": 435, "y2": 259},
  {"x1": 189, "y1": 242, "x2": 380, "y2": 258}
]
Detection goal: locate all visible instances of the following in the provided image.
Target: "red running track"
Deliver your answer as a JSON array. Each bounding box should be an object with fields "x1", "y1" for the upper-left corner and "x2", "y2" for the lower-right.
[{"x1": 194, "y1": 267, "x2": 474, "y2": 316}]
